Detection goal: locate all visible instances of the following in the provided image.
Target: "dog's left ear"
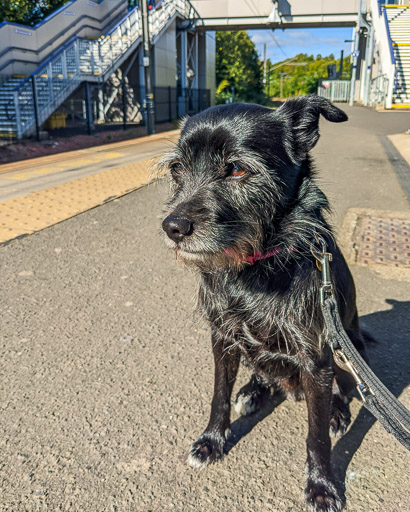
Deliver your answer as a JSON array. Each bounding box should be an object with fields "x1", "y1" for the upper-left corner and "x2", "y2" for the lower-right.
[{"x1": 275, "y1": 95, "x2": 348, "y2": 162}]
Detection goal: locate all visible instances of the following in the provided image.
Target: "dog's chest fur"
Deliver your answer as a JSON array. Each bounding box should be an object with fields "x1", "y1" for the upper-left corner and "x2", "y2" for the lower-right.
[{"x1": 199, "y1": 264, "x2": 321, "y2": 379}]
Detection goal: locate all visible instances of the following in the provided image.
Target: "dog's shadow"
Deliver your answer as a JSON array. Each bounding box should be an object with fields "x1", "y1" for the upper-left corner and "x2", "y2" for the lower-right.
[
  {"x1": 226, "y1": 390, "x2": 285, "y2": 453},
  {"x1": 332, "y1": 298, "x2": 410, "y2": 482},
  {"x1": 225, "y1": 299, "x2": 410, "y2": 483}
]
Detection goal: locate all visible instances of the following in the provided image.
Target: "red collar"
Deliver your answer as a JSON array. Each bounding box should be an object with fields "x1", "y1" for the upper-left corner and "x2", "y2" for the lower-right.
[{"x1": 224, "y1": 247, "x2": 281, "y2": 265}]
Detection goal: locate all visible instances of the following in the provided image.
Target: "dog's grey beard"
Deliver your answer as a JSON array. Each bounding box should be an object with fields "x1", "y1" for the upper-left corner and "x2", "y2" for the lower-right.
[{"x1": 174, "y1": 247, "x2": 247, "y2": 272}]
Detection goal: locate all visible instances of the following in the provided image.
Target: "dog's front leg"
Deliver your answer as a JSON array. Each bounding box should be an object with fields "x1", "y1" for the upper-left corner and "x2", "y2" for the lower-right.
[
  {"x1": 302, "y1": 364, "x2": 343, "y2": 512},
  {"x1": 188, "y1": 328, "x2": 240, "y2": 468}
]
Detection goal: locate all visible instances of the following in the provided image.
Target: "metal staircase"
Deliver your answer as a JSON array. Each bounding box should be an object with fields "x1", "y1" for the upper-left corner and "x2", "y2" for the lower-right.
[
  {"x1": 1, "y1": 0, "x2": 198, "y2": 138},
  {"x1": 385, "y1": 4, "x2": 410, "y2": 107}
]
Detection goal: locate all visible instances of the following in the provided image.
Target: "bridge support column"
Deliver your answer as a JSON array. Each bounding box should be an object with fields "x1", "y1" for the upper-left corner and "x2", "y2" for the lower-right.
[
  {"x1": 178, "y1": 31, "x2": 187, "y2": 116},
  {"x1": 362, "y1": 24, "x2": 375, "y2": 106},
  {"x1": 349, "y1": 26, "x2": 360, "y2": 106},
  {"x1": 138, "y1": 46, "x2": 147, "y2": 125}
]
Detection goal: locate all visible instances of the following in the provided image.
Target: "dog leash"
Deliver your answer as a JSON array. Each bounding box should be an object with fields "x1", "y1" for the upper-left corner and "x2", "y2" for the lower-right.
[{"x1": 311, "y1": 233, "x2": 410, "y2": 451}]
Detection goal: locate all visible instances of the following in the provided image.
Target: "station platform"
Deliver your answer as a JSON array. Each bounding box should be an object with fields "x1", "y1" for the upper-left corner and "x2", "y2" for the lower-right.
[{"x1": 0, "y1": 130, "x2": 179, "y2": 245}]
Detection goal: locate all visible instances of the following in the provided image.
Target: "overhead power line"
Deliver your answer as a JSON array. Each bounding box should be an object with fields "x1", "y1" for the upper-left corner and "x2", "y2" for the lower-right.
[{"x1": 244, "y1": 0, "x2": 288, "y2": 60}]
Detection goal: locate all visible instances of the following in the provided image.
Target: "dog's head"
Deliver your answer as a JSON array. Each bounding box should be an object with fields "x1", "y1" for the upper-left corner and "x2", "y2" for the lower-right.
[{"x1": 159, "y1": 95, "x2": 347, "y2": 270}]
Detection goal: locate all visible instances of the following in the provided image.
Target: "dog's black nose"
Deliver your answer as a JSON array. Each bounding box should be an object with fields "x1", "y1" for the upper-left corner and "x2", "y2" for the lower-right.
[{"x1": 162, "y1": 215, "x2": 193, "y2": 243}]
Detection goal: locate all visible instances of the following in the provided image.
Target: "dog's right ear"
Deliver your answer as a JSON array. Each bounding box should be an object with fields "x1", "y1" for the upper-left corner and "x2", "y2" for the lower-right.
[{"x1": 275, "y1": 95, "x2": 348, "y2": 162}]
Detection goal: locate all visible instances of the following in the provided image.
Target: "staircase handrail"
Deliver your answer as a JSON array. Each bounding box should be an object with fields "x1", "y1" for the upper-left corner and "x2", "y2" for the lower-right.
[
  {"x1": 10, "y1": 0, "x2": 196, "y2": 138},
  {"x1": 383, "y1": 8, "x2": 396, "y2": 68},
  {"x1": 13, "y1": 35, "x2": 81, "y2": 93},
  {"x1": 0, "y1": 0, "x2": 128, "y2": 75},
  {"x1": 13, "y1": 0, "x2": 192, "y2": 94}
]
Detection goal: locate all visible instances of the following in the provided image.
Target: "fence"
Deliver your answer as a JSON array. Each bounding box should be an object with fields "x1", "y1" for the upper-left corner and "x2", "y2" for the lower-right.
[
  {"x1": 42, "y1": 84, "x2": 210, "y2": 137},
  {"x1": 317, "y1": 80, "x2": 351, "y2": 102}
]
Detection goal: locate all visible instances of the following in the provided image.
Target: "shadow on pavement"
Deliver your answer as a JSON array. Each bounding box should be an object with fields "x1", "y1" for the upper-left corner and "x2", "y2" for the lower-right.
[
  {"x1": 225, "y1": 299, "x2": 410, "y2": 483},
  {"x1": 332, "y1": 299, "x2": 410, "y2": 483},
  {"x1": 225, "y1": 391, "x2": 285, "y2": 454}
]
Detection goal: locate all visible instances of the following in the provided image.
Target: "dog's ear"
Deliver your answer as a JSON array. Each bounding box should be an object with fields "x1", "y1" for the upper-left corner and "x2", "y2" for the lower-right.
[
  {"x1": 275, "y1": 95, "x2": 347, "y2": 162},
  {"x1": 179, "y1": 115, "x2": 190, "y2": 133}
]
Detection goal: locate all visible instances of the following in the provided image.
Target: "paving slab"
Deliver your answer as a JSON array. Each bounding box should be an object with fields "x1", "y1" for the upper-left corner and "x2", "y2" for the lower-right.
[{"x1": 388, "y1": 133, "x2": 410, "y2": 167}]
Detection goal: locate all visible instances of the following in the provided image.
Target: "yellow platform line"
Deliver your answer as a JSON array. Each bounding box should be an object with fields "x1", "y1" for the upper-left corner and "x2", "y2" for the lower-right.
[
  {"x1": 0, "y1": 129, "x2": 179, "y2": 175},
  {"x1": 0, "y1": 157, "x2": 157, "y2": 245}
]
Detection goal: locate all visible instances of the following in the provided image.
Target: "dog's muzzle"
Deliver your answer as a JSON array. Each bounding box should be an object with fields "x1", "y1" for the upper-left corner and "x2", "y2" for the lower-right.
[{"x1": 162, "y1": 215, "x2": 193, "y2": 243}]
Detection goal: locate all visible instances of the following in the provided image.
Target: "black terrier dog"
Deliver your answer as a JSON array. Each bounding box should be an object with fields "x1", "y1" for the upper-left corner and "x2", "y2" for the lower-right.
[{"x1": 159, "y1": 96, "x2": 370, "y2": 511}]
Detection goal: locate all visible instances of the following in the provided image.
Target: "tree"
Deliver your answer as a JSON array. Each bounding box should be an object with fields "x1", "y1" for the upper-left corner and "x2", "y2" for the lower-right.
[
  {"x1": 266, "y1": 53, "x2": 351, "y2": 98},
  {"x1": 0, "y1": 0, "x2": 69, "y2": 26},
  {"x1": 216, "y1": 31, "x2": 264, "y2": 104}
]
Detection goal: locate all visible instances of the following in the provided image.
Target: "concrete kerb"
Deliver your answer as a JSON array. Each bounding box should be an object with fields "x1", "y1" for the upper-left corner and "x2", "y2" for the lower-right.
[{"x1": 388, "y1": 133, "x2": 410, "y2": 167}]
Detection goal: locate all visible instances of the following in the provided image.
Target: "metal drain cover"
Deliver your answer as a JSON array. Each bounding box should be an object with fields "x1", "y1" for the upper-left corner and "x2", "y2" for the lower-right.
[
  {"x1": 340, "y1": 208, "x2": 410, "y2": 281},
  {"x1": 357, "y1": 216, "x2": 410, "y2": 267}
]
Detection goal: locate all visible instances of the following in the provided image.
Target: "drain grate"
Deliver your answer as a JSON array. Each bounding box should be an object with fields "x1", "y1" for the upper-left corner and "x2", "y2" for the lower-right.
[{"x1": 357, "y1": 216, "x2": 410, "y2": 268}]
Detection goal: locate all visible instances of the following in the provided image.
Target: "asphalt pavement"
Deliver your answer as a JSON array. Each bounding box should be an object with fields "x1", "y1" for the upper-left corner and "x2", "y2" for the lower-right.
[{"x1": 0, "y1": 105, "x2": 409, "y2": 512}]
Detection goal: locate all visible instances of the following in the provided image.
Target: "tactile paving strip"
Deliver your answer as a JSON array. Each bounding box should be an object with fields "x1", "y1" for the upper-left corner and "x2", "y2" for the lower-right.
[
  {"x1": 357, "y1": 216, "x2": 410, "y2": 268},
  {"x1": 0, "y1": 158, "x2": 157, "y2": 244}
]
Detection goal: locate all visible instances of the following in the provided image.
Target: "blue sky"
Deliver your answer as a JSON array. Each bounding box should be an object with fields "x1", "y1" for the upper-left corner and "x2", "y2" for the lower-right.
[{"x1": 248, "y1": 27, "x2": 355, "y2": 63}]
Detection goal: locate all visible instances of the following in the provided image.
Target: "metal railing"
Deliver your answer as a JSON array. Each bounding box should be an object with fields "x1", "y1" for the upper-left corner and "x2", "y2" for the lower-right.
[
  {"x1": 317, "y1": 80, "x2": 351, "y2": 102},
  {"x1": 10, "y1": 0, "x2": 194, "y2": 138},
  {"x1": 49, "y1": 85, "x2": 210, "y2": 136},
  {"x1": 369, "y1": 73, "x2": 389, "y2": 108}
]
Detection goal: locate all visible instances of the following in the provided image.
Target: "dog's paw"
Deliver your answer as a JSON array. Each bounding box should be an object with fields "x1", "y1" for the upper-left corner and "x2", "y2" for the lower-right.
[
  {"x1": 234, "y1": 381, "x2": 268, "y2": 416},
  {"x1": 304, "y1": 481, "x2": 343, "y2": 512},
  {"x1": 187, "y1": 432, "x2": 227, "y2": 469},
  {"x1": 330, "y1": 395, "x2": 351, "y2": 438}
]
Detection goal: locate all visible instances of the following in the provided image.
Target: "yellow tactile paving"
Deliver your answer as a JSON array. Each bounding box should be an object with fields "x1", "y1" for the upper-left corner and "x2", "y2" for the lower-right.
[
  {"x1": 0, "y1": 152, "x2": 123, "y2": 180},
  {"x1": 0, "y1": 130, "x2": 179, "y2": 176},
  {"x1": 0, "y1": 158, "x2": 157, "y2": 244}
]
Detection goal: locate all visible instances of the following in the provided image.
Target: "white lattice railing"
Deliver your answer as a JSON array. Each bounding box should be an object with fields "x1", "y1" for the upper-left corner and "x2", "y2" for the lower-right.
[
  {"x1": 369, "y1": 73, "x2": 389, "y2": 108},
  {"x1": 12, "y1": 0, "x2": 194, "y2": 138}
]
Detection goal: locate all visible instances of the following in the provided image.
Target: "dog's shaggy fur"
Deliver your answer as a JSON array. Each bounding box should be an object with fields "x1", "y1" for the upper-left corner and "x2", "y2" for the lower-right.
[{"x1": 159, "y1": 96, "x2": 370, "y2": 511}]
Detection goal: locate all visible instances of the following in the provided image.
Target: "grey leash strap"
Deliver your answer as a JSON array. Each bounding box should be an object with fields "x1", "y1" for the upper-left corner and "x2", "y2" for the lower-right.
[
  {"x1": 311, "y1": 233, "x2": 410, "y2": 451},
  {"x1": 321, "y1": 296, "x2": 410, "y2": 451}
]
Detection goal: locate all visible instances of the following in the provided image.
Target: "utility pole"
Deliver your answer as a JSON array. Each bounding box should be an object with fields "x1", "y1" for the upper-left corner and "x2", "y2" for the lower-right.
[
  {"x1": 263, "y1": 43, "x2": 267, "y2": 96},
  {"x1": 338, "y1": 50, "x2": 344, "y2": 78},
  {"x1": 141, "y1": 0, "x2": 155, "y2": 135},
  {"x1": 280, "y1": 72, "x2": 286, "y2": 98}
]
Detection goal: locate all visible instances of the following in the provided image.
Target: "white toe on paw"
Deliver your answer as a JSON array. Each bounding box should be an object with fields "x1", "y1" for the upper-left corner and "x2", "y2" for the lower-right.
[
  {"x1": 234, "y1": 394, "x2": 257, "y2": 416},
  {"x1": 187, "y1": 452, "x2": 208, "y2": 469}
]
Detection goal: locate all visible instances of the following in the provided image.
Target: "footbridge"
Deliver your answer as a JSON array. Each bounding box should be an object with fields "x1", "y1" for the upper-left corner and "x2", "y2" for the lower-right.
[{"x1": 190, "y1": 0, "x2": 359, "y2": 30}]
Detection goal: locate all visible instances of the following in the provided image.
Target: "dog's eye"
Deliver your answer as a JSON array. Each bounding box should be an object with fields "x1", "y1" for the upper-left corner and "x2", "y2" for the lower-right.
[
  {"x1": 230, "y1": 165, "x2": 247, "y2": 179},
  {"x1": 171, "y1": 163, "x2": 184, "y2": 175}
]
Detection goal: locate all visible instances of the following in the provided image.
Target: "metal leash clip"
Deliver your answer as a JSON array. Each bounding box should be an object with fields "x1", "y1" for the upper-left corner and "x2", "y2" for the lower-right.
[
  {"x1": 310, "y1": 232, "x2": 333, "y2": 305},
  {"x1": 332, "y1": 348, "x2": 374, "y2": 402}
]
